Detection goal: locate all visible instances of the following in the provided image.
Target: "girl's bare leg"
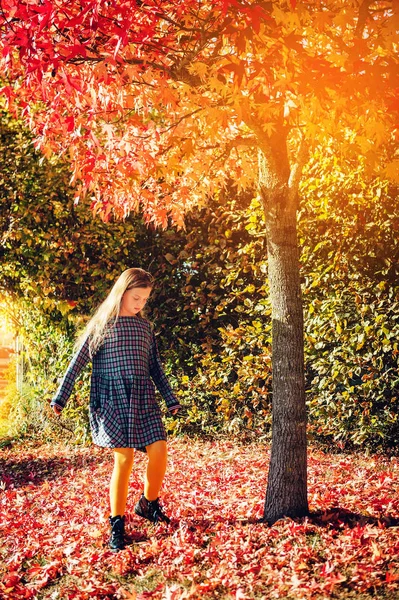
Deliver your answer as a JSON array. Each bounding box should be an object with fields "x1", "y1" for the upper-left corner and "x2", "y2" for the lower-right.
[
  {"x1": 144, "y1": 440, "x2": 167, "y2": 500},
  {"x1": 110, "y1": 448, "x2": 134, "y2": 516}
]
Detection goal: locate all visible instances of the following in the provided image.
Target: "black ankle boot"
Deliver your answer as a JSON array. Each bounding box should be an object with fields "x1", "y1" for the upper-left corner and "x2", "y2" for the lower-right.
[
  {"x1": 109, "y1": 515, "x2": 125, "y2": 552},
  {"x1": 134, "y1": 494, "x2": 170, "y2": 524}
]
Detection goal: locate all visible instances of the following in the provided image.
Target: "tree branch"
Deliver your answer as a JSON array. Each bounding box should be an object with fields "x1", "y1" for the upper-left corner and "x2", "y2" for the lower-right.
[
  {"x1": 161, "y1": 108, "x2": 204, "y2": 133},
  {"x1": 355, "y1": 0, "x2": 374, "y2": 37}
]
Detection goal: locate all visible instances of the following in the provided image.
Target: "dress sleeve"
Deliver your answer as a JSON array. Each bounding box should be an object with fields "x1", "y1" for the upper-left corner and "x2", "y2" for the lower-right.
[
  {"x1": 50, "y1": 337, "x2": 91, "y2": 410},
  {"x1": 149, "y1": 331, "x2": 181, "y2": 412}
]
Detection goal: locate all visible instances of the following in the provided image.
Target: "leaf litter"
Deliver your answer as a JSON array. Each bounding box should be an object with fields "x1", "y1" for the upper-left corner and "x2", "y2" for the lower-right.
[{"x1": 1, "y1": 439, "x2": 399, "y2": 599}]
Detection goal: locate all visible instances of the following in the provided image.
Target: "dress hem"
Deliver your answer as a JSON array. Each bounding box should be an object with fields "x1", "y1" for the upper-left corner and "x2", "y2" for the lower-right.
[{"x1": 92, "y1": 436, "x2": 167, "y2": 451}]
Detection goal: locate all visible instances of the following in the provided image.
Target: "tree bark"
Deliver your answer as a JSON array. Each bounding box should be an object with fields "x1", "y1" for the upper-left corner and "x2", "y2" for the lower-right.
[{"x1": 258, "y1": 141, "x2": 308, "y2": 524}]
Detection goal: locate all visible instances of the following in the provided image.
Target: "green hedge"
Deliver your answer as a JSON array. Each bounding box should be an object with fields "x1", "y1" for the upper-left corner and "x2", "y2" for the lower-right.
[{"x1": 301, "y1": 151, "x2": 399, "y2": 452}]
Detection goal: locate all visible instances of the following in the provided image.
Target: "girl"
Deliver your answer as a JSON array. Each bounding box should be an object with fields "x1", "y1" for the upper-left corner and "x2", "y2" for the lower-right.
[{"x1": 51, "y1": 268, "x2": 181, "y2": 552}]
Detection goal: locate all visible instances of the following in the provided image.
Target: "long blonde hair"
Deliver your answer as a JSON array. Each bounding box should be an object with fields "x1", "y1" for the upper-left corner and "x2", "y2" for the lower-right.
[{"x1": 76, "y1": 268, "x2": 154, "y2": 356}]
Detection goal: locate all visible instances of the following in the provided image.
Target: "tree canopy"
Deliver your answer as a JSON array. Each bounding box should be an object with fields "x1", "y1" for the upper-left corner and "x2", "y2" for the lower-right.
[{"x1": 1, "y1": 0, "x2": 398, "y2": 224}]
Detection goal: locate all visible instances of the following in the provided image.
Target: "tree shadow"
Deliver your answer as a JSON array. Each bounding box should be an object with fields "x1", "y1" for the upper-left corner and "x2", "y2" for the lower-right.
[
  {"x1": 160, "y1": 510, "x2": 399, "y2": 534},
  {"x1": 0, "y1": 453, "x2": 111, "y2": 489},
  {"x1": 306, "y1": 507, "x2": 399, "y2": 529}
]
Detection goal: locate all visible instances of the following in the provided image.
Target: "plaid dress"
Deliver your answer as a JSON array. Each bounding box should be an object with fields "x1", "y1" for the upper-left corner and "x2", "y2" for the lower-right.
[{"x1": 51, "y1": 316, "x2": 181, "y2": 450}]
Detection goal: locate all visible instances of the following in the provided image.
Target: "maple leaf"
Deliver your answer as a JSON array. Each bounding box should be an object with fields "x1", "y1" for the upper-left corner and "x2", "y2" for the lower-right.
[{"x1": 384, "y1": 159, "x2": 399, "y2": 183}]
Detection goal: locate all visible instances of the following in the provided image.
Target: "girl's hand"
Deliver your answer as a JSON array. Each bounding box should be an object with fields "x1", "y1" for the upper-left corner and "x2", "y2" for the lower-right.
[
  {"x1": 52, "y1": 405, "x2": 62, "y2": 416},
  {"x1": 170, "y1": 408, "x2": 179, "y2": 415}
]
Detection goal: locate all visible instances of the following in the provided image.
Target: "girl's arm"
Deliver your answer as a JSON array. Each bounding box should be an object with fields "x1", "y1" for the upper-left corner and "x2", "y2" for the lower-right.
[
  {"x1": 149, "y1": 332, "x2": 182, "y2": 413},
  {"x1": 50, "y1": 338, "x2": 91, "y2": 411}
]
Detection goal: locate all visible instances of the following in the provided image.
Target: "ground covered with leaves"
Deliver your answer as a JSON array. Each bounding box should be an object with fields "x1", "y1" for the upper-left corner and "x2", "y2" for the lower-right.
[{"x1": 1, "y1": 438, "x2": 399, "y2": 600}]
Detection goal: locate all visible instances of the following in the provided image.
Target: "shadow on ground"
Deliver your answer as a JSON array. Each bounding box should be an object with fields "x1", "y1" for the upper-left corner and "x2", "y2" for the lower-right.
[
  {"x1": 0, "y1": 452, "x2": 112, "y2": 489},
  {"x1": 172, "y1": 510, "x2": 399, "y2": 532},
  {"x1": 308, "y1": 507, "x2": 399, "y2": 529}
]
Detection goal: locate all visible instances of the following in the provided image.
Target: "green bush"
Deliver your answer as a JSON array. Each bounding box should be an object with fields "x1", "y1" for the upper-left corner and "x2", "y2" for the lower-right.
[
  {"x1": 168, "y1": 319, "x2": 272, "y2": 438},
  {"x1": 2, "y1": 301, "x2": 92, "y2": 443},
  {"x1": 301, "y1": 151, "x2": 399, "y2": 452}
]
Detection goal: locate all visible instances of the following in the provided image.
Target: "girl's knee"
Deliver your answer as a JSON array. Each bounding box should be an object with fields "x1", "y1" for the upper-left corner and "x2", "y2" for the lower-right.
[
  {"x1": 146, "y1": 440, "x2": 167, "y2": 462},
  {"x1": 113, "y1": 448, "x2": 134, "y2": 469}
]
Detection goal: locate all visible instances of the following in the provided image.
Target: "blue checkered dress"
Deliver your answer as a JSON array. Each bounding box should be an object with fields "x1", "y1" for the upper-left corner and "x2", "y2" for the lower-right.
[{"x1": 51, "y1": 316, "x2": 181, "y2": 449}]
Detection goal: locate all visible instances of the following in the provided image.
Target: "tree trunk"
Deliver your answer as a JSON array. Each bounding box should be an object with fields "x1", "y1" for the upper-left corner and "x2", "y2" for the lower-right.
[
  {"x1": 258, "y1": 139, "x2": 308, "y2": 524},
  {"x1": 263, "y1": 206, "x2": 308, "y2": 523}
]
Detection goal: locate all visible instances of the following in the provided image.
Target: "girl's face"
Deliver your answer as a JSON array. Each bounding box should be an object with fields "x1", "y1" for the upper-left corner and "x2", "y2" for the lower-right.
[{"x1": 119, "y1": 286, "x2": 152, "y2": 317}]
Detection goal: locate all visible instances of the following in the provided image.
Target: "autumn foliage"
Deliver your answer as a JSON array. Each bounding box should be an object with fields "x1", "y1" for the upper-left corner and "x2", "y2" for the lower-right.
[
  {"x1": 1, "y1": 439, "x2": 399, "y2": 599},
  {"x1": 1, "y1": 0, "x2": 398, "y2": 225}
]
